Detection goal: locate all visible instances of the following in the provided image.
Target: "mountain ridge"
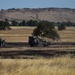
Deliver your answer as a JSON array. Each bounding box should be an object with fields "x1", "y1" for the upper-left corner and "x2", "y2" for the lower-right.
[{"x1": 0, "y1": 8, "x2": 75, "y2": 22}]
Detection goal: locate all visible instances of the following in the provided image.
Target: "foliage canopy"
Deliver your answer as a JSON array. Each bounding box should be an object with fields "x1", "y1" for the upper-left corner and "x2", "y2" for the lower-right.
[
  {"x1": 0, "y1": 21, "x2": 11, "y2": 30},
  {"x1": 33, "y1": 21, "x2": 60, "y2": 40}
]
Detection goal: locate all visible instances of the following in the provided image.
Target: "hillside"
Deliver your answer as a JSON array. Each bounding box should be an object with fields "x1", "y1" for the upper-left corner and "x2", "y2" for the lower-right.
[{"x1": 0, "y1": 8, "x2": 75, "y2": 22}]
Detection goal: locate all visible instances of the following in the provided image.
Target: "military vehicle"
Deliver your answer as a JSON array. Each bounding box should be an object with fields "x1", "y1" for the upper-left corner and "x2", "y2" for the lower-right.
[
  {"x1": 28, "y1": 36, "x2": 50, "y2": 47},
  {"x1": 0, "y1": 38, "x2": 6, "y2": 47}
]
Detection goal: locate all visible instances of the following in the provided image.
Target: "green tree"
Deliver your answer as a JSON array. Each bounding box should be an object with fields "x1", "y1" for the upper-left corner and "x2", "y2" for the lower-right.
[
  {"x1": 5, "y1": 18, "x2": 9, "y2": 22},
  {"x1": 11, "y1": 20, "x2": 19, "y2": 26},
  {"x1": 0, "y1": 21, "x2": 11, "y2": 30},
  {"x1": 27, "y1": 20, "x2": 38, "y2": 26},
  {"x1": 33, "y1": 21, "x2": 60, "y2": 40},
  {"x1": 21, "y1": 20, "x2": 26, "y2": 26},
  {"x1": 58, "y1": 23, "x2": 66, "y2": 30}
]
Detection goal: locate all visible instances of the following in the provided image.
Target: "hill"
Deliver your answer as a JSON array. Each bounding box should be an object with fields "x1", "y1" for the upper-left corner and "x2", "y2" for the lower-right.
[{"x1": 0, "y1": 8, "x2": 75, "y2": 22}]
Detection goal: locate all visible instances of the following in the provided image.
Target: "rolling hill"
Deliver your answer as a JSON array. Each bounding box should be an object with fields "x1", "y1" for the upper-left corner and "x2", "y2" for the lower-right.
[{"x1": 0, "y1": 8, "x2": 75, "y2": 22}]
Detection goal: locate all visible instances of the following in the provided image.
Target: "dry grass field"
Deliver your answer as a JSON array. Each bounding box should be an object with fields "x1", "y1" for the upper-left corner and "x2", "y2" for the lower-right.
[
  {"x1": 58, "y1": 27, "x2": 75, "y2": 42},
  {"x1": 0, "y1": 26, "x2": 75, "y2": 75},
  {"x1": 0, "y1": 26, "x2": 75, "y2": 51},
  {"x1": 0, "y1": 55, "x2": 75, "y2": 75},
  {"x1": 0, "y1": 26, "x2": 75, "y2": 42},
  {"x1": 0, "y1": 26, "x2": 75, "y2": 55},
  {"x1": 0, "y1": 26, "x2": 35, "y2": 42}
]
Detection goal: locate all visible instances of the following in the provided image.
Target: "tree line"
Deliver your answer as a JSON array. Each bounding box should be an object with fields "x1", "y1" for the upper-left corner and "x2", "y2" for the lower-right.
[
  {"x1": 11, "y1": 20, "x2": 75, "y2": 27},
  {"x1": 0, "y1": 19, "x2": 75, "y2": 31},
  {"x1": 11, "y1": 20, "x2": 38, "y2": 26}
]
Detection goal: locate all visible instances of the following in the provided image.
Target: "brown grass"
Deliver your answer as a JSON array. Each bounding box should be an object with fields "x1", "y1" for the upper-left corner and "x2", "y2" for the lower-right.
[
  {"x1": 0, "y1": 55, "x2": 75, "y2": 75},
  {"x1": 0, "y1": 26, "x2": 34, "y2": 42},
  {"x1": 0, "y1": 26, "x2": 75, "y2": 42},
  {"x1": 0, "y1": 27, "x2": 75, "y2": 75}
]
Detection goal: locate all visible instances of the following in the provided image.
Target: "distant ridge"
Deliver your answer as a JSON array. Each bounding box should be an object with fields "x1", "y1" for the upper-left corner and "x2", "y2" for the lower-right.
[{"x1": 0, "y1": 8, "x2": 75, "y2": 22}]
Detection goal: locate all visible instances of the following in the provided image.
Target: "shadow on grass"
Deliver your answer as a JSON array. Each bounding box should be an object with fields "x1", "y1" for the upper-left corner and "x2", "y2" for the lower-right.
[
  {"x1": 0, "y1": 49, "x2": 75, "y2": 59},
  {"x1": 0, "y1": 42, "x2": 75, "y2": 59}
]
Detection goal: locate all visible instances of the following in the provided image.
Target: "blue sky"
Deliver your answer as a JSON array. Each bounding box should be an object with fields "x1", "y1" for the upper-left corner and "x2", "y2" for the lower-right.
[{"x1": 0, "y1": 0, "x2": 75, "y2": 10}]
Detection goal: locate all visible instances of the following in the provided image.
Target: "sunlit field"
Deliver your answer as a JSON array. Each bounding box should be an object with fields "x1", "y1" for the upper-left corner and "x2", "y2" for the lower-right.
[
  {"x1": 0, "y1": 26, "x2": 75, "y2": 42},
  {"x1": 58, "y1": 27, "x2": 75, "y2": 42},
  {"x1": 0, "y1": 26, "x2": 75, "y2": 75},
  {"x1": 0, "y1": 26, "x2": 34, "y2": 42},
  {"x1": 0, "y1": 55, "x2": 75, "y2": 75}
]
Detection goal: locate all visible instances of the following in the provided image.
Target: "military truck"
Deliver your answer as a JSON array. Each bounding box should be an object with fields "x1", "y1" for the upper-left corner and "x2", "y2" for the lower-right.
[
  {"x1": 0, "y1": 38, "x2": 6, "y2": 47},
  {"x1": 28, "y1": 36, "x2": 50, "y2": 47}
]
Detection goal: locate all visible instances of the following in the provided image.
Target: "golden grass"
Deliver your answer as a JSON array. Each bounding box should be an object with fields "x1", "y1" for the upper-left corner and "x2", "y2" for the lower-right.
[
  {"x1": 0, "y1": 36, "x2": 29, "y2": 42},
  {"x1": 0, "y1": 26, "x2": 33, "y2": 42},
  {"x1": 0, "y1": 27, "x2": 75, "y2": 42},
  {"x1": 0, "y1": 55, "x2": 75, "y2": 75},
  {"x1": 0, "y1": 27, "x2": 75, "y2": 75}
]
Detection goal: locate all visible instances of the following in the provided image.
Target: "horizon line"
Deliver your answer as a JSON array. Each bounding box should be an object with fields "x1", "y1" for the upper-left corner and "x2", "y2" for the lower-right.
[{"x1": 0, "y1": 7, "x2": 75, "y2": 10}]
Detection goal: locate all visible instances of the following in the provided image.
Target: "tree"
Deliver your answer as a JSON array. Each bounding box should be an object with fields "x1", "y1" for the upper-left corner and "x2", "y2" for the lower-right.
[
  {"x1": 27, "y1": 20, "x2": 38, "y2": 26},
  {"x1": 33, "y1": 21, "x2": 60, "y2": 40},
  {"x1": 21, "y1": 20, "x2": 26, "y2": 26},
  {"x1": 0, "y1": 21, "x2": 11, "y2": 30},
  {"x1": 5, "y1": 18, "x2": 9, "y2": 22},
  {"x1": 11, "y1": 20, "x2": 19, "y2": 26},
  {"x1": 58, "y1": 23, "x2": 66, "y2": 30}
]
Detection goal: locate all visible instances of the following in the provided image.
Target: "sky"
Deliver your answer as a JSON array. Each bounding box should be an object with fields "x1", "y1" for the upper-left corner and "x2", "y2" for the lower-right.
[{"x1": 0, "y1": 0, "x2": 75, "y2": 10}]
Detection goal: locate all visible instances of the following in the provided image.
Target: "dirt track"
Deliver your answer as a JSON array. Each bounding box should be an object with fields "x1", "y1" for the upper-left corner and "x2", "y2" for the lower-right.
[{"x1": 0, "y1": 42, "x2": 75, "y2": 59}]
